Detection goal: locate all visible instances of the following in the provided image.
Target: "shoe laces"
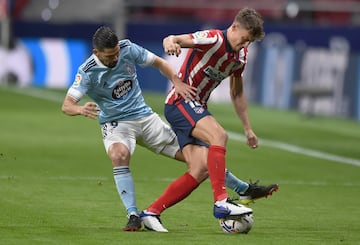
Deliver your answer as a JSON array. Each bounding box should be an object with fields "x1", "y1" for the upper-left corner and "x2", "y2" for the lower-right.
[
  {"x1": 248, "y1": 179, "x2": 260, "y2": 187},
  {"x1": 225, "y1": 198, "x2": 239, "y2": 205},
  {"x1": 229, "y1": 179, "x2": 260, "y2": 201}
]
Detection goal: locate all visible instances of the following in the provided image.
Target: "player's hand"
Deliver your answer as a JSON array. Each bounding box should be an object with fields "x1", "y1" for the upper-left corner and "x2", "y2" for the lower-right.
[
  {"x1": 165, "y1": 43, "x2": 181, "y2": 57},
  {"x1": 245, "y1": 129, "x2": 258, "y2": 149},
  {"x1": 81, "y1": 102, "x2": 100, "y2": 119},
  {"x1": 173, "y1": 81, "x2": 197, "y2": 101},
  {"x1": 163, "y1": 36, "x2": 182, "y2": 57}
]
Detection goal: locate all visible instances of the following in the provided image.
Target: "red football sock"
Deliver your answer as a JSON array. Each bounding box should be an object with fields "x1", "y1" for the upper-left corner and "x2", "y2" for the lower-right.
[
  {"x1": 146, "y1": 172, "x2": 199, "y2": 214},
  {"x1": 207, "y1": 145, "x2": 228, "y2": 202}
]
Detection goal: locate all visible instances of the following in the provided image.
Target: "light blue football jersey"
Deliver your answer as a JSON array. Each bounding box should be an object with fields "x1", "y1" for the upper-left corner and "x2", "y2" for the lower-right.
[{"x1": 67, "y1": 39, "x2": 155, "y2": 124}]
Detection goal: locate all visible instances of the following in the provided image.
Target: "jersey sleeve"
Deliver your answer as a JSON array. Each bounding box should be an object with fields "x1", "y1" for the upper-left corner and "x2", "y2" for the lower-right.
[
  {"x1": 190, "y1": 30, "x2": 218, "y2": 46},
  {"x1": 129, "y1": 41, "x2": 155, "y2": 67},
  {"x1": 66, "y1": 69, "x2": 90, "y2": 101}
]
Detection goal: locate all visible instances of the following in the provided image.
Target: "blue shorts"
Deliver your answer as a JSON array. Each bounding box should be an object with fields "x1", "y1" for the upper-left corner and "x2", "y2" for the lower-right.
[{"x1": 164, "y1": 100, "x2": 211, "y2": 149}]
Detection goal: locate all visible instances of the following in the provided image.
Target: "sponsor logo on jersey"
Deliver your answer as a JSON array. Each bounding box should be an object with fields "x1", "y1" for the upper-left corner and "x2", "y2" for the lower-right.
[
  {"x1": 203, "y1": 66, "x2": 228, "y2": 81},
  {"x1": 112, "y1": 80, "x2": 133, "y2": 99},
  {"x1": 73, "y1": 74, "x2": 82, "y2": 87}
]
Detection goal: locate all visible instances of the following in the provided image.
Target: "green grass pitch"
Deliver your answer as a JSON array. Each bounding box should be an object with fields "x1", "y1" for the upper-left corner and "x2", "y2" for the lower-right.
[{"x1": 0, "y1": 86, "x2": 359, "y2": 245}]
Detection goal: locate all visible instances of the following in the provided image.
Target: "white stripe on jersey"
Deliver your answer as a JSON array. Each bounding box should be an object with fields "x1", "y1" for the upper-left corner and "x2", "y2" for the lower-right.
[
  {"x1": 189, "y1": 34, "x2": 224, "y2": 88},
  {"x1": 165, "y1": 30, "x2": 247, "y2": 105},
  {"x1": 189, "y1": 33, "x2": 224, "y2": 86},
  {"x1": 67, "y1": 87, "x2": 84, "y2": 101},
  {"x1": 194, "y1": 33, "x2": 225, "y2": 102},
  {"x1": 165, "y1": 87, "x2": 176, "y2": 103}
]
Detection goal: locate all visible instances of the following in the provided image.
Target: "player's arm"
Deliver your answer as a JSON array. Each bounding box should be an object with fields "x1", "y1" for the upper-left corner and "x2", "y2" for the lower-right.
[
  {"x1": 163, "y1": 34, "x2": 194, "y2": 57},
  {"x1": 229, "y1": 74, "x2": 258, "y2": 149},
  {"x1": 152, "y1": 55, "x2": 196, "y2": 99},
  {"x1": 61, "y1": 95, "x2": 99, "y2": 120}
]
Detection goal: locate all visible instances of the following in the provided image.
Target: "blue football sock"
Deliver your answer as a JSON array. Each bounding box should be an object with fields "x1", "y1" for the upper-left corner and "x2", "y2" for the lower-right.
[
  {"x1": 225, "y1": 169, "x2": 249, "y2": 194},
  {"x1": 113, "y1": 166, "x2": 138, "y2": 216}
]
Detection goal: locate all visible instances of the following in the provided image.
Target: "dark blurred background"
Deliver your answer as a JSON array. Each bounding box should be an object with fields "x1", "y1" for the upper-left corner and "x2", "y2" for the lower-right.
[{"x1": 2, "y1": 0, "x2": 360, "y2": 120}]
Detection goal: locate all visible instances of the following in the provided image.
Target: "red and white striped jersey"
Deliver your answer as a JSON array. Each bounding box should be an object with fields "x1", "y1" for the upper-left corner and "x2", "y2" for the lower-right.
[{"x1": 165, "y1": 29, "x2": 248, "y2": 107}]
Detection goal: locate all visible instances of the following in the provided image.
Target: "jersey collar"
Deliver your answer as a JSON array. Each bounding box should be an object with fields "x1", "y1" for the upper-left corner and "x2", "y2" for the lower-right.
[
  {"x1": 222, "y1": 30, "x2": 243, "y2": 62},
  {"x1": 222, "y1": 30, "x2": 234, "y2": 53}
]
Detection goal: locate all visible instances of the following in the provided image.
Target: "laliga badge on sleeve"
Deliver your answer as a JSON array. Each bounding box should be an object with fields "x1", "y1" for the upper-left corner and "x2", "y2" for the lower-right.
[{"x1": 73, "y1": 73, "x2": 82, "y2": 87}]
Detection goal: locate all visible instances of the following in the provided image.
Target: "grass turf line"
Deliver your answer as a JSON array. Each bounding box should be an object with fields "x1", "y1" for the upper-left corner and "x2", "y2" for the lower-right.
[{"x1": 0, "y1": 87, "x2": 359, "y2": 245}]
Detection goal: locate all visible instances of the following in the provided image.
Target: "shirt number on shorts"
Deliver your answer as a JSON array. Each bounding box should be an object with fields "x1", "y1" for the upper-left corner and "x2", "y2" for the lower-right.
[{"x1": 101, "y1": 121, "x2": 118, "y2": 139}]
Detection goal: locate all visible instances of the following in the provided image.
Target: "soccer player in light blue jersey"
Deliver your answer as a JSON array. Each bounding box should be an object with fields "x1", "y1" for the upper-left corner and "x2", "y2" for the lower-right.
[{"x1": 62, "y1": 26, "x2": 277, "y2": 232}]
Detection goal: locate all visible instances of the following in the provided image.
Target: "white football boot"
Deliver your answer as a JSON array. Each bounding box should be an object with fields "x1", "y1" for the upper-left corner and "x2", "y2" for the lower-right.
[
  {"x1": 140, "y1": 210, "x2": 168, "y2": 232},
  {"x1": 213, "y1": 198, "x2": 253, "y2": 219}
]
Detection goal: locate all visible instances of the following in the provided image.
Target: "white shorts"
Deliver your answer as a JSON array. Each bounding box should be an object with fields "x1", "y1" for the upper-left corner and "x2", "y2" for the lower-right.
[{"x1": 101, "y1": 113, "x2": 179, "y2": 158}]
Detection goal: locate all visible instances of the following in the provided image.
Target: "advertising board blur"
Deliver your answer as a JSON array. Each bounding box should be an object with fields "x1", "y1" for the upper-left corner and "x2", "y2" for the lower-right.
[{"x1": 5, "y1": 22, "x2": 360, "y2": 120}]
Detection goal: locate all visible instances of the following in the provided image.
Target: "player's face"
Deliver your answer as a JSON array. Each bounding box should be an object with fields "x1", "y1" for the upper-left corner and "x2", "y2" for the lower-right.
[
  {"x1": 94, "y1": 45, "x2": 120, "y2": 68},
  {"x1": 228, "y1": 23, "x2": 253, "y2": 52}
]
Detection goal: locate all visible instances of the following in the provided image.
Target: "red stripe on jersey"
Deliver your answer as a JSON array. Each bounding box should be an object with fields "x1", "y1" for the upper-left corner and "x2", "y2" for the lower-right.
[
  {"x1": 177, "y1": 102, "x2": 196, "y2": 126},
  {"x1": 165, "y1": 29, "x2": 247, "y2": 106}
]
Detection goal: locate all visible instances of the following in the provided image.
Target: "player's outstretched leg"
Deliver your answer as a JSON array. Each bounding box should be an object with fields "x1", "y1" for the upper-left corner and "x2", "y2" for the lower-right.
[
  {"x1": 140, "y1": 210, "x2": 168, "y2": 232},
  {"x1": 239, "y1": 181, "x2": 279, "y2": 205},
  {"x1": 213, "y1": 198, "x2": 253, "y2": 219}
]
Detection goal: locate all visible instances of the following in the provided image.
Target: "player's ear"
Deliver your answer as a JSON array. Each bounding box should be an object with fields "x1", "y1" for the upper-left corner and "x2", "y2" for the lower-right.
[
  {"x1": 93, "y1": 48, "x2": 98, "y2": 56},
  {"x1": 231, "y1": 22, "x2": 240, "y2": 31}
]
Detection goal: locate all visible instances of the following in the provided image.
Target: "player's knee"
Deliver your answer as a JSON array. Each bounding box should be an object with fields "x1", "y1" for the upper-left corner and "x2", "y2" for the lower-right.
[
  {"x1": 187, "y1": 159, "x2": 209, "y2": 182},
  {"x1": 174, "y1": 150, "x2": 185, "y2": 162},
  {"x1": 189, "y1": 168, "x2": 208, "y2": 183},
  {"x1": 198, "y1": 170, "x2": 209, "y2": 182},
  {"x1": 210, "y1": 128, "x2": 228, "y2": 145},
  {"x1": 108, "y1": 144, "x2": 130, "y2": 165}
]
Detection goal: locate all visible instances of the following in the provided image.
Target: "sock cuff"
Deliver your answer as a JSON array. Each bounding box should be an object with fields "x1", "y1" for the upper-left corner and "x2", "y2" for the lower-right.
[
  {"x1": 184, "y1": 172, "x2": 201, "y2": 186},
  {"x1": 209, "y1": 145, "x2": 226, "y2": 154},
  {"x1": 113, "y1": 166, "x2": 130, "y2": 175}
]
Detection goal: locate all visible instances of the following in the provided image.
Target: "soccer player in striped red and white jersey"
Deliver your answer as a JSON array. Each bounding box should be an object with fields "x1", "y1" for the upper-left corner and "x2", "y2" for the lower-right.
[{"x1": 141, "y1": 8, "x2": 273, "y2": 231}]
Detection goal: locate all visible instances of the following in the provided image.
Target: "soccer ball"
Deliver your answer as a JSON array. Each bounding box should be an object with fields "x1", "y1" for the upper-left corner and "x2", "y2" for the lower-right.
[{"x1": 219, "y1": 213, "x2": 254, "y2": 234}]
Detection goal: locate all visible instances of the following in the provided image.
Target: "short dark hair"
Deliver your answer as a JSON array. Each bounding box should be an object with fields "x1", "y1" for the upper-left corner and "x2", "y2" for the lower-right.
[
  {"x1": 234, "y1": 8, "x2": 265, "y2": 41},
  {"x1": 92, "y1": 26, "x2": 119, "y2": 51}
]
